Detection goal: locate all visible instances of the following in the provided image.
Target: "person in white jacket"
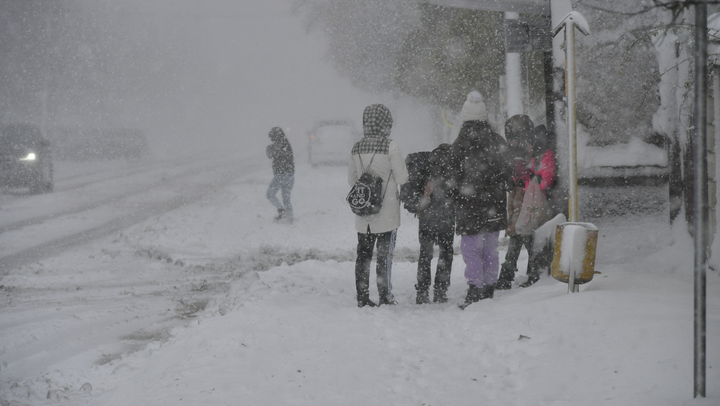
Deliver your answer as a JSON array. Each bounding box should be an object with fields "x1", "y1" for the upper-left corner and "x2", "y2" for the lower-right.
[{"x1": 348, "y1": 104, "x2": 409, "y2": 307}]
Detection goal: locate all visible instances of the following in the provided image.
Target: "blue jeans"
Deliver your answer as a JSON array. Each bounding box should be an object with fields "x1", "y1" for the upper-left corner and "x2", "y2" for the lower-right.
[{"x1": 266, "y1": 173, "x2": 294, "y2": 219}]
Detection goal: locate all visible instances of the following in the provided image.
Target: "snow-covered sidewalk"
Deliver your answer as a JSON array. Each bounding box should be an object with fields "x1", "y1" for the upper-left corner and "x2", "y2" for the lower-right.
[{"x1": 91, "y1": 260, "x2": 714, "y2": 406}]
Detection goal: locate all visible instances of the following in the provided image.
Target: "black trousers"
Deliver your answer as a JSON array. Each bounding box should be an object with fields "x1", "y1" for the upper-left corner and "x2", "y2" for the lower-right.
[
  {"x1": 503, "y1": 234, "x2": 538, "y2": 276},
  {"x1": 355, "y1": 230, "x2": 396, "y2": 300},
  {"x1": 416, "y1": 226, "x2": 454, "y2": 293}
]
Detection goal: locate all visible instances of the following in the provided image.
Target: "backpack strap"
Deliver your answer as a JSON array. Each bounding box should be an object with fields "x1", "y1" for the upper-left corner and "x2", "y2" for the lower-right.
[
  {"x1": 358, "y1": 146, "x2": 379, "y2": 175},
  {"x1": 381, "y1": 170, "x2": 393, "y2": 200}
]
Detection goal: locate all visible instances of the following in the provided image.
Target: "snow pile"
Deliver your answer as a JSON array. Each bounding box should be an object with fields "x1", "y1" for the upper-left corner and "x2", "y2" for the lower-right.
[
  {"x1": 532, "y1": 213, "x2": 566, "y2": 253},
  {"x1": 50, "y1": 251, "x2": 720, "y2": 406},
  {"x1": 578, "y1": 127, "x2": 668, "y2": 169},
  {"x1": 558, "y1": 224, "x2": 589, "y2": 274}
]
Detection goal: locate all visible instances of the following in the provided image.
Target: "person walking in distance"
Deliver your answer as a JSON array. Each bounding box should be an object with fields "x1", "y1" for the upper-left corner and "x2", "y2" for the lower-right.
[
  {"x1": 348, "y1": 104, "x2": 409, "y2": 307},
  {"x1": 266, "y1": 127, "x2": 294, "y2": 224},
  {"x1": 450, "y1": 91, "x2": 514, "y2": 308}
]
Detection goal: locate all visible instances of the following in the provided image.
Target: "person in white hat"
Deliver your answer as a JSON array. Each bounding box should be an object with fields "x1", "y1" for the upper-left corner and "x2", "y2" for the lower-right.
[
  {"x1": 450, "y1": 91, "x2": 514, "y2": 308},
  {"x1": 458, "y1": 90, "x2": 489, "y2": 123}
]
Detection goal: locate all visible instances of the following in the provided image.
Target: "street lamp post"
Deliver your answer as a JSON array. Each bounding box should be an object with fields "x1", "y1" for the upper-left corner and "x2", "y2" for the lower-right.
[{"x1": 552, "y1": 11, "x2": 589, "y2": 222}]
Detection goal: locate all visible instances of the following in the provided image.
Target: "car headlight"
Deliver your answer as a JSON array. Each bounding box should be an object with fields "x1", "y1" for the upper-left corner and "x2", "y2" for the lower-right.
[{"x1": 19, "y1": 152, "x2": 37, "y2": 161}]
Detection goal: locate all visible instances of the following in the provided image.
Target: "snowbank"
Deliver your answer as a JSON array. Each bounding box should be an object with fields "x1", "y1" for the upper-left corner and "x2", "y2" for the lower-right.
[{"x1": 578, "y1": 126, "x2": 668, "y2": 170}]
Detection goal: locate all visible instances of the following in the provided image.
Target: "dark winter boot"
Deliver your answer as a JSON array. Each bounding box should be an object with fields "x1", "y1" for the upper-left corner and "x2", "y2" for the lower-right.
[
  {"x1": 357, "y1": 295, "x2": 377, "y2": 308},
  {"x1": 496, "y1": 264, "x2": 515, "y2": 290},
  {"x1": 378, "y1": 288, "x2": 397, "y2": 305},
  {"x1": 519, "y1": 272, "x2": 540, "y2": 288},
  {"x1": 433, "y1": 289, "x2": 448, "y2": 303},
  {"x1": 378, "y1": 295, "x2": 398, "y2": 306},
  {"x1": 479, "y1": 284, "x2": 495, "y2": 300},
  {"x1": 416, "y1": 290, "x2": 430, "y2": 305},
  {"x1": 462, "y1": 284, "x2": 482, "y2": 306},
  {"x1": 273, "y1": 209, "x2": 285, "y2": 222}
]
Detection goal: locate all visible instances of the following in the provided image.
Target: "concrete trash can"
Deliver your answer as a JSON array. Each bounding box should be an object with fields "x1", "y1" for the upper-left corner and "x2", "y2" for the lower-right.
[{"x1": 551, "y1": 222, "x2": 599, "y2": 292}]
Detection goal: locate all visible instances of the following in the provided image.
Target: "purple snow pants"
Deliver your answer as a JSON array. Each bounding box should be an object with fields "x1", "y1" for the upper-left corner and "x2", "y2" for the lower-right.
[{"x1": 460, "y1": 232, "x2": 500, "y2": 288}]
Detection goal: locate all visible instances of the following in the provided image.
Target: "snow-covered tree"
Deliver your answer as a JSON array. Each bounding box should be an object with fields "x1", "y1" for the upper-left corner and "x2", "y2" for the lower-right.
[{"x1": 297, "y1": 0, "x2": 511, "y2": 115}]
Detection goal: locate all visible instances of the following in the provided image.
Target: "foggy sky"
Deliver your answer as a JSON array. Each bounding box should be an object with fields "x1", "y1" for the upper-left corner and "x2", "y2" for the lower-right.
[
  {"x1": 115, "y1": 0, "x2": 380, "y2": 157},
  {"x1": 1, "y1": 0, "x2": 388, "y2": 159}
]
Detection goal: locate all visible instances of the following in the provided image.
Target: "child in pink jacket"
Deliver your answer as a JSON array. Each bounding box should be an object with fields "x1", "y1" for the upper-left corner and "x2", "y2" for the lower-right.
[{"x1": 498, "y1": 125, "x2": 556, "y2": 289}]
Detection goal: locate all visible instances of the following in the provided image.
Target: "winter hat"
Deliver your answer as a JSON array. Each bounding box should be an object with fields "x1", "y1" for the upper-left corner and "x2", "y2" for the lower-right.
[
  {"x1": 459, "y1": 91, "x2": 488, "y2": 122},
  {"x1": 504, "y1": 114, "x2": 534, "y2": 143},
  {"x1": 268, "y1": 126, "x2": 285, "y2": 142},
  {"x1": 529, "y1": 125, "x2": 549, "y2": 154},
  {"x1": 363, "y1": 104, "x2": 393, "y2": 138}
]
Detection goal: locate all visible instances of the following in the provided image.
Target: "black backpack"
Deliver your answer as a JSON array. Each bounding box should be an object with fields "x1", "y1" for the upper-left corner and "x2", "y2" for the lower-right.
[
  {"x1": 400, "y1": 151, "x2": 432, "y2": 214},
  {"x1": 347, "y1": 150, "x2": 392, "y2": 216}
]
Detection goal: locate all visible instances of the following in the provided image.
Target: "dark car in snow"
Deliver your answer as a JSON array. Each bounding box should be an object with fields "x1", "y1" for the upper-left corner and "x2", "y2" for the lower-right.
[
  {"x1": 0, "y1": 123, "x2": 53, "y2": 193},
  {"x1": 307, "y1": 120, "x2": 360, "y2": 167},
  {"x1": 50, "y1": 126, "x2": 148, "y2": 161}
]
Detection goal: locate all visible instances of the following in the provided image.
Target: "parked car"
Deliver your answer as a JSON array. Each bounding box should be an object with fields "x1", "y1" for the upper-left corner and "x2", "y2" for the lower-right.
[
  {"x1": 307, "y1": 120, "x2": 360, "y2": 167},
  {"x1": 50, "y1": 126, "x2": 148, "y2": 161},
  {"x1": 0, "y1": 123, "x2": 53, "y2": 193}
]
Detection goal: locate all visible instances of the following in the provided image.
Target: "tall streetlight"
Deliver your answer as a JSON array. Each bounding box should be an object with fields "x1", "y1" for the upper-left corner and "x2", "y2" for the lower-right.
[{"x1": 552, "y1": 11, "x2": 589, "y2": 222}]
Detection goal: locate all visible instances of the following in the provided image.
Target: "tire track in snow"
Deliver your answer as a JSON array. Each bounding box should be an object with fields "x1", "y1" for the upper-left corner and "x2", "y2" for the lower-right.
[
  {"x1": 0, "y1": 160, "x2": 251, "y2": 274},
  {"x1": 0, "y1": 155, "x2": 226, "y2": 235}
]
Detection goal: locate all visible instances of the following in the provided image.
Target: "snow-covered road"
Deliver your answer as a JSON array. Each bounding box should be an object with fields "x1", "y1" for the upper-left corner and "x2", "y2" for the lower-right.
[
  {"x1": 0, "y1": 154, "x2": 246, "y2": 272},
  {"x1": 0, "y1": 153, "x2": 257, "y2": 381}
]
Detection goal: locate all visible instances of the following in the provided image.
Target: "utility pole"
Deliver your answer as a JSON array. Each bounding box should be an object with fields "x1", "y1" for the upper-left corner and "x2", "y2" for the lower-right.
[{"x1": 692, "y1": 1, "x2": 708, "y2": 399}]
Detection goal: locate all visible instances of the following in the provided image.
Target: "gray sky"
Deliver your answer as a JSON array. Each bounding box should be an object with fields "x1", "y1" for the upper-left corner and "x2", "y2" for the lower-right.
[{"x1": 122, "y1": 0, "x2": 377, "y2": 157}]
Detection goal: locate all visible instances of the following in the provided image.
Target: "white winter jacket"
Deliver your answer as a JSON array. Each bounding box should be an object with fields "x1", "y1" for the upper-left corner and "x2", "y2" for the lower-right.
[{"x1": 347, "y1": 140, "x2": 409, "y2": 234}]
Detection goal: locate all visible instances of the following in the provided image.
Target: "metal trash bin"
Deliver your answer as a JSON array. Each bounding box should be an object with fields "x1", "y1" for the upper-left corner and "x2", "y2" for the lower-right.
[{"x1": 551, "y1": 222, "x2": 599, "y2": 292}]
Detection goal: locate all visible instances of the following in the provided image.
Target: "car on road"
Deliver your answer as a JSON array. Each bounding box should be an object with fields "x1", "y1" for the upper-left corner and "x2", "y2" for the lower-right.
[
  {"x1": 0, "y1": 124, "x2": 53, "y2": 193},
  {"x1": 307, "y1": 120, "x2": 360, "y2": 167}
]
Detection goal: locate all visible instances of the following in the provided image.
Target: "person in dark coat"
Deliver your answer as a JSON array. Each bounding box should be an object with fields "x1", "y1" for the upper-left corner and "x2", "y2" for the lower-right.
[
  {"x1": 414, "y1": 143, "x2": 455, "y2": 304},
  {"x1": 450, "y1": 91, "x2": 514, "y2": 307},
  {"x1": 266, "y1": 127, "x2": 295, "y2": 223}
]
